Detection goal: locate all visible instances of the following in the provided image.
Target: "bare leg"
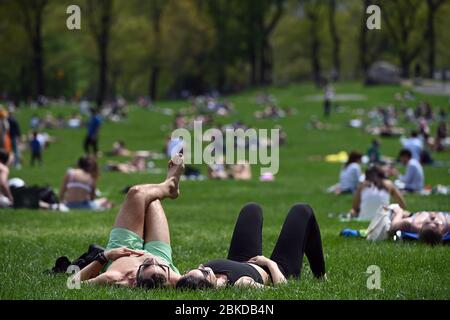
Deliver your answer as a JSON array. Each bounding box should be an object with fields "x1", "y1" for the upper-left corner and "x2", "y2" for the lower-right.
[
  {"x1": 112, "y1": 154, "x2": 184, "y2": 238},
  {"x1": 144, "y1": 199, "x2": 170, "y2": 244},
  {"x1": 112, "y1": 183, "x2": 170, "y2": 238}
]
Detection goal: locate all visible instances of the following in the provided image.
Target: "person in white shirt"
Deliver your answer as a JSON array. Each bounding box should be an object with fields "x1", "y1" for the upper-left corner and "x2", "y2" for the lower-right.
[
  {"x1": 338, "y1": 151, "x2": 362, "y2": 194},
  {"x1": 398, "y1": 149, "x2": 424, "y2": 192},
  {"x1": 351, "y1": 166, "x2": 406, "y2": 221},
  {"x1": 400, "y1": 131, "x2": 423, "y2": 161}
]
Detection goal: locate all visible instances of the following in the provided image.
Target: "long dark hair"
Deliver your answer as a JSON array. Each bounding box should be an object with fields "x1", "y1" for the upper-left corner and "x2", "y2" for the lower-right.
[
  {"x1": 345, "y1": 151, "x2": 362, "y2": 168},
  {"x1": 365, "y1": 166, "x2": 386, "y2": 190},
  {"x1": 176, "y1": 275, "x2": 213, "y2": 290},
  {"x1": 77, "y1": 156, "x2": 98, "y2": 179}
]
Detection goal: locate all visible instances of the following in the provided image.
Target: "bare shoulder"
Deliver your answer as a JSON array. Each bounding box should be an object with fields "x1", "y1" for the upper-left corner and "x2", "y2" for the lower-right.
[
  {"x1": 0, "y1": 163, "x2": 9, "y2": 176},
  {"x1": 101, "y1": 270, "x2": 123, "y2": 282},
  {"x1": 382, "y1": 179, "x2": 395, "y2": 191}
]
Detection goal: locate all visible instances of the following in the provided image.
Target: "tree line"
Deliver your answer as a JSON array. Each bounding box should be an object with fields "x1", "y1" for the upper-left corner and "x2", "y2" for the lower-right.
[{"x1": 0, "y1": 0, "x2": 449, "y2": 106}]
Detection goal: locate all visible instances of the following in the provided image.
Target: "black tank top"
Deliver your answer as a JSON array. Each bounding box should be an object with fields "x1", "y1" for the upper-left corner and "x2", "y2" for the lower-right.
[{"x1": 204, "y1": 259, "x2": 264, "y2": 285}]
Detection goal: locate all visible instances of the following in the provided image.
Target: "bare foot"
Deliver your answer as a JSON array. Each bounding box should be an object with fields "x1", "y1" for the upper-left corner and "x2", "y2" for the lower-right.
[{"x1": 165, "y1": 153, "x2": 184, "y2": 199}]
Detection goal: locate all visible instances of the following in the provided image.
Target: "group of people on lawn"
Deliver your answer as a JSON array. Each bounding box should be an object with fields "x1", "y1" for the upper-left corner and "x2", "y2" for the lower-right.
[
  {"x1": 50, "y1": 153, "x2": 447, "y2": 292},
  {"x1": 74, "y1": 154, "x2": 327, "y2": 290}
]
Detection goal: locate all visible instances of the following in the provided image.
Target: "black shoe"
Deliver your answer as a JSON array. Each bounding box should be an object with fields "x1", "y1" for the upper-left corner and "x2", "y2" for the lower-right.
[
  {"x1": 43, "y1": 256, "x2": 71, "y2": 275},
  {"x1": 71, "y1": 244, "x2": 106, "y2": 269}
]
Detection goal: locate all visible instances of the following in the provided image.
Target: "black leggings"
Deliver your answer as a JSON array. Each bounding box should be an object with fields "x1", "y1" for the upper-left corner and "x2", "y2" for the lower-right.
[
  {"x1": 84, "y1": 136, "x2": 98, "y2": 154},
  {"x1": 227, "y1": 203, "x2": 326, "y2": 279}
]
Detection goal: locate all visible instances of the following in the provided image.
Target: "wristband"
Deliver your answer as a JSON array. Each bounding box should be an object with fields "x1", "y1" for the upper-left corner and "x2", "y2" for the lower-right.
[{"x1": 95, "y1": 251, "x2": 108, "y2": 265}]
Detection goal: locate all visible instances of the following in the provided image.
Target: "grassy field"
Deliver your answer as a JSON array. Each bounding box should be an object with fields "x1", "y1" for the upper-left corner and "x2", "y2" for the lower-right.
[{"x1": 0, "y1": 82, "x2": 449, "y2": 300}]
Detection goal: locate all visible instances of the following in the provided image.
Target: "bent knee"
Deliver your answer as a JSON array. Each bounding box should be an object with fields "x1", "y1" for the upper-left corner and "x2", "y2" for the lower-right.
[
  {"x1": 290, "y1": 203, "x2": 315, "y2": 218},
  {"x1": 127, "y1": 185, "x2": 146, "y2": 198},
  {"x1": 242, "y1": 202, "x2": 262, "y2": 212},
  {"x1": 148, "y1": 199, "x2": 162, "y2": 209}
]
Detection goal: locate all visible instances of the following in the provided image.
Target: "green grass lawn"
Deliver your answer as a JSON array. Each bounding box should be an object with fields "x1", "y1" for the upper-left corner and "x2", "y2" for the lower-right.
[{"x1": 0, "y1": 82, "x2": 449, "y2": 300}]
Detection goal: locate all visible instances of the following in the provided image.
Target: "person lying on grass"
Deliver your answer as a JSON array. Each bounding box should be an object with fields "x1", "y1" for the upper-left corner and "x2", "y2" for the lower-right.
[
  {"x1": 390, "y1": 206, "x2": 449, "y2": 245},
  {"x1": 75, "y1": 154, "x2": 185, "y2": 288},
  {"x1": 176, "y1": 203, "x2": 326, "y2": 290}
]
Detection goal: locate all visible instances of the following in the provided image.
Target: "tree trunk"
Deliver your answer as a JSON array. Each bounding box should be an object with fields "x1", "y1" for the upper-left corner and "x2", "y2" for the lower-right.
[
  {"x1": 249, "y1": 41, "x2": 257, "y2": 86},
  {"x1": 33, "y1": 13, "x2": 45, "y2": 99},
  {"x1": 96, "y1": 1, "x2": 112, "y2": 108},
  {"x1": 360, "y1": 0, "x2": 369, "y2": 82},
  {"x1": 19, "y1": 0, "x2": 48, "y2": 100},
  {"x1": 259, "y1": 38, "x2": 267, "y2": 84},
  {"x1": 149, "y1": 66, "x2": 160, "y2": 101},
  {"x1": 425, "y1": 0, "x2": 442, "y2": 79},
  {"x1": 149, "y1": 10, "x2": 162, "y2": 101},
  {"x1": 328, "y1": 0, "x2": 340, "y2": 80},
  {"x1": 262, "y1": 40, "x2": 273, "y2": 84},
  {"x1": 97, "y1": 35, "x2": 109, "y2": 107},
  {"x1": 310, "y1": 14, "x2": 321, "y2": 87},
  {"x1": 427, "y1": 9, "x2": 435, "y2": 79},
  {"x1": 400, "y1": 55, "x2": 410, "y2": 78},
  {"x1": 312, "y1": 36, "x2": 321, "y2": 86}
]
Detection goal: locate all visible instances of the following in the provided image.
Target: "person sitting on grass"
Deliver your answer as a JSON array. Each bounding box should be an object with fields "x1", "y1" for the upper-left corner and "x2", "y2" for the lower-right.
[
  {"x1": 335, "y1": 151, "x2": 362, "y2": 194},
  {"x1": 76, "y1": 154, "x2": 185, "y2": 288},
  {"x1": 367, "y1": 139, "x2": 381, "y2": 164},
  {"x1": 176, "y1": 203, "x2": 326, "y2": 290},
  {"x1": 389, "y1": 206, "x2": 449, "y2": 246},
  {"x1": 350, "y1": 166, "x2": 406, "y2": 221},
  {"x1": 0, "y1": 149, "x2": 13, "y2": 208},
  {"x1": 395, "y1": 149, "x2": 424, "y2": 193},
  {"x1": 59, "y1": 156, "x2": 112, "y2": 210}
]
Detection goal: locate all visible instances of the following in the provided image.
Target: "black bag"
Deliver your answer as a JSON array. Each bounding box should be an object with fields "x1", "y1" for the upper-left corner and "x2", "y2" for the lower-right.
[
  {"x1": 10, "y1": 185, "x2": 59, "y2": 209},
  {"x1": 10, "y1": 186, "x2": 41, "y2": 209},
  {"x1": 44, "y1": 244, "x2": 106, "y2": 275}
]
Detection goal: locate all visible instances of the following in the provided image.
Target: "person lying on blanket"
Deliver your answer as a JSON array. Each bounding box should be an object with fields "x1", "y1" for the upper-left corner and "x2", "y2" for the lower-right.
[{"x1": 389, "y1": 206, "x2": 449, "y2": 245}]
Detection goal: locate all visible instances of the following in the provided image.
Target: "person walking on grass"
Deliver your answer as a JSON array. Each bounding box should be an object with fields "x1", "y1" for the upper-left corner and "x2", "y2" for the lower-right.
[
  {"x1": 75, "y1": 154, "x2": 185, "y2": 288},
  {"x1": 7, "y1": 109, "x2": 22, "y2": 169},
  {"x1": 30, "y1": 131, "x2": 43, "y2": 167},
  {"x1": 84, "y1": 108, "x2": 102, "y2": 155},
  {"x1": 176, "y1": 203, "x2": 326, "y2": 290}
]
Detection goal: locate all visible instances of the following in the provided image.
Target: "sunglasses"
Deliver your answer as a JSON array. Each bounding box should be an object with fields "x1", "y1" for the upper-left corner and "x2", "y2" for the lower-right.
[
  {"x1": 187, "y1": 267, "x2": 210, "y2": 279},
  {"x1": 136, "y1": 258, "x2": 171, "y2": 283}
]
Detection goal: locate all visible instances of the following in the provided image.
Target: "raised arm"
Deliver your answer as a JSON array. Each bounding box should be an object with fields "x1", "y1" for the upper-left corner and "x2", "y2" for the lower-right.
[
  {"x1": 351, "y1": 183, "x2": 363, "y2": 216},
  {"x1": 389, "y1": 206, "x2": 411, "y2": 233},
  {"x1": 386, "y1": 180, "x2": 406, "y2": 209}
]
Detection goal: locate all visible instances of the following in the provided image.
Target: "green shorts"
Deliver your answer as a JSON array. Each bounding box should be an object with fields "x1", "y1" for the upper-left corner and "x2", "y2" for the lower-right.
[{"x1": 104, "y1": 227, "x2": 180, "y2": 275}]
